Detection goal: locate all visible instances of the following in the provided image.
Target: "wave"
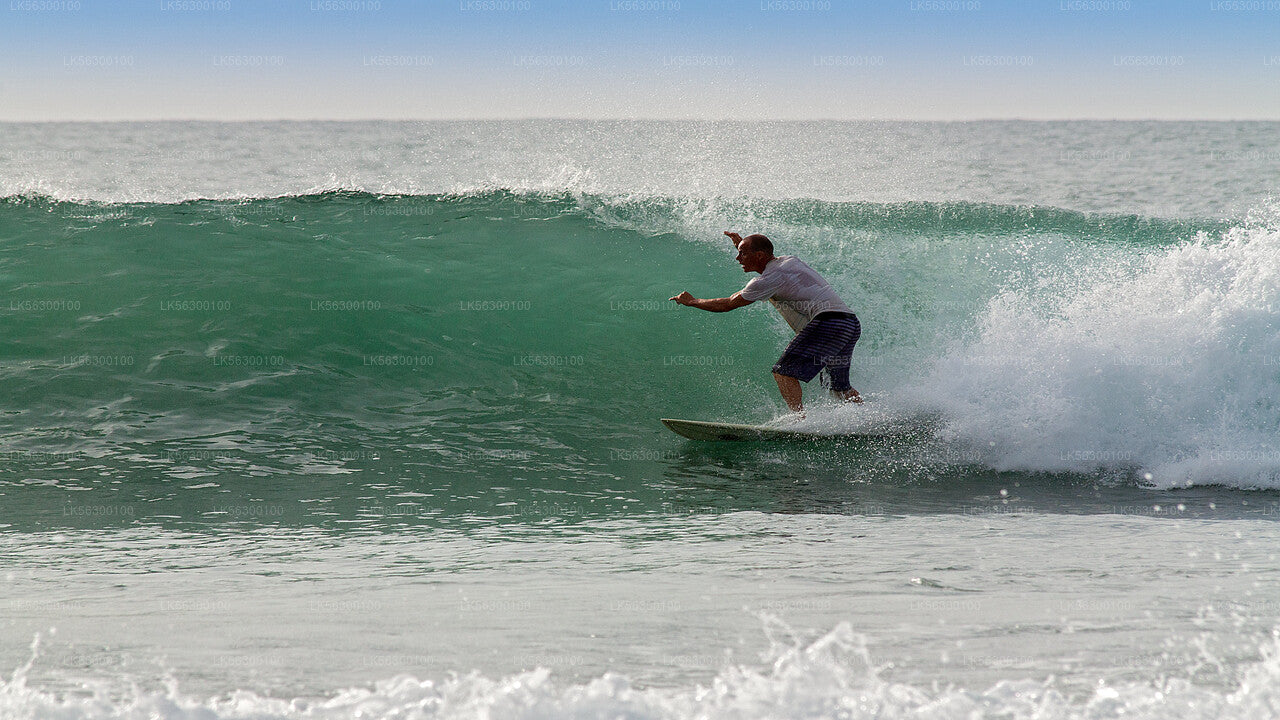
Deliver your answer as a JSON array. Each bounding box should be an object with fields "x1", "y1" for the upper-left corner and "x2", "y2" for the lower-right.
[{"x1": 0, "y1": 189, "x2": 1276, "y2": 488}]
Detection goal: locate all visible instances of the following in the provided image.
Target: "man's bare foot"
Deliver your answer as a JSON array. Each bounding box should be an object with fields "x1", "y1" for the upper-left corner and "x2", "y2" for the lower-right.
[{"x1": 838, "y1": 389, "x2": 863, "y2": 404}]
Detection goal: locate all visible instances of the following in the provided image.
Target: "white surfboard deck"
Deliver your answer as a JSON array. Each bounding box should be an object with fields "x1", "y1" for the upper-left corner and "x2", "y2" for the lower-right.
[{"x1": 661, "y1": 417, "x2": 893, "y2": 442}]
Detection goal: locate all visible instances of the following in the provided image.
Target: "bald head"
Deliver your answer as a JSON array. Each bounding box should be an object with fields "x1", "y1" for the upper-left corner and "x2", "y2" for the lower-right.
[{"x1": 740, "y1": 234, "x2": 774, "y2": 256}]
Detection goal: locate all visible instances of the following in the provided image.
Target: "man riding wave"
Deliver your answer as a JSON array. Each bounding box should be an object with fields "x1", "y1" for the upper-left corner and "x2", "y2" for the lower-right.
[{"x1": 670, "y1": 232, "x2": 862, "y2": 415}]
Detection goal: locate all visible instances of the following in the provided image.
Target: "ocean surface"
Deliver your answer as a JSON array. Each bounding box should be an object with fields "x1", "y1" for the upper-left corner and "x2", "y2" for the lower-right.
[{"x1": 3, "y1": 120, "x2": 1280, "y2": 719}]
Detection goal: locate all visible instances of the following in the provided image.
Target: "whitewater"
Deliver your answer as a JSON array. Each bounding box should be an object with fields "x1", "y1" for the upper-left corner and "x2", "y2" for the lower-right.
[{"x1": 2, "y1": 120, "x2": 1280, "y2": 720}]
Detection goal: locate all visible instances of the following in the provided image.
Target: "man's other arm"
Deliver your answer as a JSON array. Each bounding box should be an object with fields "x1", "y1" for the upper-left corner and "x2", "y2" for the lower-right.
[{"x1": 670, "y1": 291, "x2": 753, "y2": 312}]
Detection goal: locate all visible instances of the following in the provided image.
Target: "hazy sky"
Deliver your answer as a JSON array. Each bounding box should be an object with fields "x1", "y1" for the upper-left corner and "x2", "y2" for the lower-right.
[{"x1": 3, "y1": 0, "x2": 1279, "y2": 120}]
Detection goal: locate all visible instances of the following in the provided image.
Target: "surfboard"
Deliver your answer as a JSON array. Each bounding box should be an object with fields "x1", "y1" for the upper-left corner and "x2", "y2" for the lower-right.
[{"x1": 660, "y1": 417, "x2": 891, "y2": 442}]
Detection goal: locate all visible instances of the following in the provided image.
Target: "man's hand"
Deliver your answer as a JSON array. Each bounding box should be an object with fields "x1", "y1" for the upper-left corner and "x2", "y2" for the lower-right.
[
  {"x1": 724, "y1": 231, "x2": 743, "y2": 248},
  {"x1": 670, "y1": 291, "x2": 696, "y2": 306}
]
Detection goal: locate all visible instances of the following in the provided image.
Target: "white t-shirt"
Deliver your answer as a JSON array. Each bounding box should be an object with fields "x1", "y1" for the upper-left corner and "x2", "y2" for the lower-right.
[{"x1": 739, "y1": 255, "x2": 853, "y2": 333}]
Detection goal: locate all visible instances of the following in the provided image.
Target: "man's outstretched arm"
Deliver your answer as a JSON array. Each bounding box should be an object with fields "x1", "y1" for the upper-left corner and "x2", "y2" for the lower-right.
[{"x1": 670, "y1": 291, "x2": 753, "y2": 312}]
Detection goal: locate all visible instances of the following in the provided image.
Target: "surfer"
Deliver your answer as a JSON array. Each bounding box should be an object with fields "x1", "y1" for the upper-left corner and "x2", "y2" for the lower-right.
[{"x1": 670, "y1": 232, "x2": 862, "y2": 414}]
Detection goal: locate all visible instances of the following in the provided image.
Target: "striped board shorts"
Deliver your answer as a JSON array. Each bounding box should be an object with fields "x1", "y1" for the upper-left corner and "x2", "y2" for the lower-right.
[{"x1": 771, "y1": 312, "x2": 861, "y2": 392}]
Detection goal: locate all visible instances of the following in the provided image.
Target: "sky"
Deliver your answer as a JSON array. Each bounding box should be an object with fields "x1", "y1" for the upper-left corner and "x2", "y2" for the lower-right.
[{"x1": 2, "y1": 0, "x2": 1279, "y2": 120}]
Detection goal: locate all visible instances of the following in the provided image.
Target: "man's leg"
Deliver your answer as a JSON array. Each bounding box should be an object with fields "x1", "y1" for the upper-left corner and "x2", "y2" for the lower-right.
[
  {"x1": 821, "y1": 367, "x2": 861, "y2": 403},
  {"x1": 772, "y1": 316, "x2": 840, "y2": 415},
  {"x1": 773, "y1": 372, "x2": 804, "y2": 413},
  {"x1": 826, "y1": 356, "x2": 861, "y2": 403},
  {"x1": 825, "y1": 315, "x2": 862, "y2": 403}
]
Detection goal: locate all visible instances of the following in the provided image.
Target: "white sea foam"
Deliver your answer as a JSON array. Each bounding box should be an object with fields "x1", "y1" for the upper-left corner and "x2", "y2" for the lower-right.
[
  {"x1": 912, "y1": 202, "x2": 1280, "y2": 488},
  {"x1": 7, "y1": 623, "x2": 1280, "y2": 720}
]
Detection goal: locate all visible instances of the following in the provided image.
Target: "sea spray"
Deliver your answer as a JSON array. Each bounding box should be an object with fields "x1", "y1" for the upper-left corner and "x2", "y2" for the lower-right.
[{"x1": 916, "y1": 201, "x2": 1280, "y2": 487}]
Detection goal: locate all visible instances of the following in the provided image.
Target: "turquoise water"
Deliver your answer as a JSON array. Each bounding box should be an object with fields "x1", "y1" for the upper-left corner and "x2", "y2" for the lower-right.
[
  {"x1": 4, "y1": 121, "x2": 1280, "y2": 719},
  {"x1": 0, "y1": 190, "x2": 1255, "y2": 528}
]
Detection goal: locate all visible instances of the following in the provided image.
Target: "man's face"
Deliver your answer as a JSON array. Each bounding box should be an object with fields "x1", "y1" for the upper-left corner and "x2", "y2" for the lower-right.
[{"x1": 736, "y1": 244, "x2": 766, "y2": 273}]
